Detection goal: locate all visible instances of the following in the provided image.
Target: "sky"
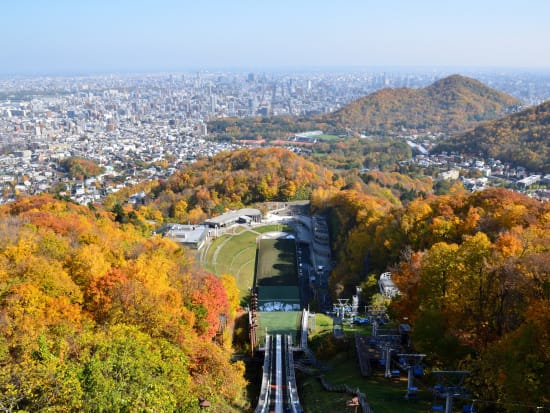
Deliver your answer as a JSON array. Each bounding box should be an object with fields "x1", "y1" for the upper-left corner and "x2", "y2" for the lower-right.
[{"x1": 2, "y1": 0, "x2": 550, "y2": 75}]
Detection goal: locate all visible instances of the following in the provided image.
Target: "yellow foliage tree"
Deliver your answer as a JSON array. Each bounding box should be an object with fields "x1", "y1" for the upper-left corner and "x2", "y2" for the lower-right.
[{"x1": 220, "y1": 273, "x2": 241, "y2": 318}]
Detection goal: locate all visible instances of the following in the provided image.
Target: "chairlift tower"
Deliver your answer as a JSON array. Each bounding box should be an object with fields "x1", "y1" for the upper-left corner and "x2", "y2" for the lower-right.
[
  {"x1": 351, "y1": 294, "x2": 359, "y2": 317},
  {"x1": 377, "y1": 335, "x2": 401, "y2": 378},
  {"x1": 380, "y1": 342, "x2": 394, "y2": 378},
  {"x1": 367, "y1": 305, "x2": 386, "y2": 338},
  {"x1": 397, "y1": 353, "x2": 426, "y2": 400},
  {"x1": 334, "y1": 298, "x2": 350, "y2": 321},
  {"x1": 351, "y1": 286, "x2": 361, "y2": 316},
  {"x1": 431, "y1": 371, "x2": 470, "y2": 413}
]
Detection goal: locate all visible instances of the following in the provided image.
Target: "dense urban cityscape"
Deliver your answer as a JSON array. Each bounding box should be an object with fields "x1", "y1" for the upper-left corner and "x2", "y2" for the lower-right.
[{"x1": 1, "y1": 69, "x2": 550, "y2": 205}]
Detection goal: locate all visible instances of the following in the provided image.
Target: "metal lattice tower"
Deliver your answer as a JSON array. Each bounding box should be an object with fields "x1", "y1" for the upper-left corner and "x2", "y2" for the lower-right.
[
  {"x1": 397, "y1": 353, "x2": 426, "y2": 399},
  {"x1": 367, "y1": 305, "x2": 386, "y2": 337},
  {"x1": 431, "y1": 371, "x2": 470, "y2": 413},
  {"x1": 334, "y1": 298, "x2": 350, "y2": 320}
]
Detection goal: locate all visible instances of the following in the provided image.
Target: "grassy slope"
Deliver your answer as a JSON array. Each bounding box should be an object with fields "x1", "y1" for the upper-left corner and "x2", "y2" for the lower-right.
[
  {"x1": 256, "y1": 311, "x2": 301, "y2": 344},
  {"x1": 203, "y1": 229, "x2": 435, "y2": 412},
  {"x1": 299, "y1": 314, "x2": 434, "y2": 413},
  {"x1": 202, "y1": 224, "x2": 294, "y2": 298},
  {"x1": 202, "y1": 229, "x2": 258, "y2": 297},
  {"x1": 257, "y1": 238, "x2": 297, "y2": 285}
]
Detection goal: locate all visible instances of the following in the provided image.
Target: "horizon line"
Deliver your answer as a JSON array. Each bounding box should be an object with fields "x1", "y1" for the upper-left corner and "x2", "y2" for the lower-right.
[{"x1": 2, "y1": 64, "x2": 550, "y2": 78}]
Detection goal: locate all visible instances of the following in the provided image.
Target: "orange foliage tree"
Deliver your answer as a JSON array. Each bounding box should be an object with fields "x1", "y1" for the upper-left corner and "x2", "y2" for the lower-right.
[{"x1": 0, "y1": 194, "x2": 248, "y2": 411}]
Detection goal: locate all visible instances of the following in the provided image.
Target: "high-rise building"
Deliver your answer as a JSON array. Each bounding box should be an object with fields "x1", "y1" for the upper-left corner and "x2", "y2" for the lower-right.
[
  {"x1": 228, "y1": 100, "x2": 236, "y2": 117},
  {"x1": 210, "y1": 94, "x2": 216, "y2": 113}
]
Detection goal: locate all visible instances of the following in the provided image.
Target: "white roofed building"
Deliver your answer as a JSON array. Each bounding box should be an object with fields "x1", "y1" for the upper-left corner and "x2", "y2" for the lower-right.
[{"x1": 379, "y1": 272, "x2": 399, "y2": 298}]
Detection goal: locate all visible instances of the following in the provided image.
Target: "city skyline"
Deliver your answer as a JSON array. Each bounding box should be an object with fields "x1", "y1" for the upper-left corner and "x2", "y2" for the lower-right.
[{"x1": 2, "y1": 0, "x2": 550, "y2": 75}]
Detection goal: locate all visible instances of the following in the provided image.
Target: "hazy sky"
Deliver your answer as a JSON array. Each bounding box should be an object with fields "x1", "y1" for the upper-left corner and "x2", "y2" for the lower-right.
[{"x1": 2, "y1": 0, "x2": 550, "y2": 75}]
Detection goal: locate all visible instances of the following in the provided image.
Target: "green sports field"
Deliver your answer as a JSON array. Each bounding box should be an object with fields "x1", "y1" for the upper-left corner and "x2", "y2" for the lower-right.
[
  {"x1": 317, "y1": 134, "x2": 342, "y2": 141},
  {"x1": 202, "y1": 229, "x2": 258, "y2": 297},
  {"x1": 201, "y1": 224, "x2": 294, "y2": 299}
]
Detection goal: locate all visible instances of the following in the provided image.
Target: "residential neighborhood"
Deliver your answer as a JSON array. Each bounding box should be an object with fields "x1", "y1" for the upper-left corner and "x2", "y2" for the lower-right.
[{"x1": 1, "y1": 71, "x2": 549, "y2": 205}]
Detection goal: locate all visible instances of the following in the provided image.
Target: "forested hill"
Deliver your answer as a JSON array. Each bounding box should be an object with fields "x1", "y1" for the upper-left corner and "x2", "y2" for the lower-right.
[
  {"x1": 435, "y1": 99, "x2": 550, "y2": 173},
  {"x1": 0, "y1": 195, "x2": 247, "y2": 412},
  {"x1": 142, "y1": 147, "x2": 343, "y2": 222},
  {"x1": 208, "y1": 75, "x2": 520, "y2": 139},
  {"x1": 313, "y1": 186, "x2": 550, "y2": 405},
  {"x1": 324, "y1": 74, "x2": 520, "y2": 134}
]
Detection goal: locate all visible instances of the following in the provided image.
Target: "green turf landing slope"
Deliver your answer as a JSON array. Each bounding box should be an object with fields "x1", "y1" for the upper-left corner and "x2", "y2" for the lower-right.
[
  {"x1": 256, "y1": 238, "x2": 298, "y2": 285},
  {"x1": 256, "y1": 311, "x2": 301, "y2": 344},
  {"x1": 255, "y1": 237, "x2": 300, "y2": 310}
]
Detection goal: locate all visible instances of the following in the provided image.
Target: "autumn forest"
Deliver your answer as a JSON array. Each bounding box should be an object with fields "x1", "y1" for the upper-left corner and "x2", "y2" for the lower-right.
[
  {"x1": 0, "y1": 195, "x2": 246, "y2": 412},
  {"x1": 1, "y1": 75, "x2": 549, "y2": 412}
]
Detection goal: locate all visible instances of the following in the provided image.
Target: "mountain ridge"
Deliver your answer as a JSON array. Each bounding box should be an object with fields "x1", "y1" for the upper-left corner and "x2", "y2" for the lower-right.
[
  {"x1": 208, "y1": 75, "x2": 521, "y2": 139},
  {"x1": 436, "y1": 99, "x2": 550, "y2": 173},
  {"x1": 324, "y1": 74, "x2": 520, "y2": 134}
]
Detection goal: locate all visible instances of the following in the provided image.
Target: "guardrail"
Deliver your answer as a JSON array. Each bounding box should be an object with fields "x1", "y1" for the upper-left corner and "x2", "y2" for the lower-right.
[
  {"x1": 255, "y1": 334, "x2": 304, "y2": 413},
  {"x1": 300, "y1": 309, "x2": 309, "y2": 350},
  {"x1": 286, "y1": 336, "x2": 304, "y2": 413},
  {"x1": 254, "y1": 336, "x2": 271, "y2": 413}
]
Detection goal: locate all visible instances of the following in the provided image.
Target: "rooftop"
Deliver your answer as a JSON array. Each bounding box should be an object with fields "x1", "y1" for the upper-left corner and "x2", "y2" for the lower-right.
[
  {"x1": 203, "y1": 208, "x2": 261, "y2": 227},
  {"x1": 162, "y1": 224, "x2": 209, "y2": 246}
]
